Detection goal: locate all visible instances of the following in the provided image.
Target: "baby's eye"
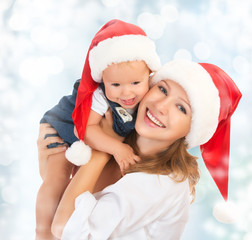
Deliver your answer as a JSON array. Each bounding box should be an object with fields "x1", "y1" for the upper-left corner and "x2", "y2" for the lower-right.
[
  {"x1": 111, "y1": 83, "x2": 120, "y2": 87},
  {"x1": 158, "y1": 86, "x2": 167, "y2": 95},
  {"x1": 178, "y1": 105, "x2": 187, "y2": 114},
  {"x1": 132, "y1": 81, "x2": 140, "y2": 85}
]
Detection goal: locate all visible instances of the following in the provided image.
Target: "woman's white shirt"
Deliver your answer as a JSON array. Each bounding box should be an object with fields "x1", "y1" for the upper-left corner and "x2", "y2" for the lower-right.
[{"x1": 62, "y1": 172, "x2": 190, "y2": 240}]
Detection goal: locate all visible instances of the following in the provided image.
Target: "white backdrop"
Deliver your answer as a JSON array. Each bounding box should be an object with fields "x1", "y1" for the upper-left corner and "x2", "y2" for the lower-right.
[{"x1": 0, "y1": 0, "x2": 251, "y2": 239}]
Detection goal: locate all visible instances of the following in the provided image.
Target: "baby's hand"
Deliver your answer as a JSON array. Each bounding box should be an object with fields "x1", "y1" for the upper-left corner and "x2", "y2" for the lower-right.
[{"x1": 113, "y1": 143, "x2": 141, "y2": 174}]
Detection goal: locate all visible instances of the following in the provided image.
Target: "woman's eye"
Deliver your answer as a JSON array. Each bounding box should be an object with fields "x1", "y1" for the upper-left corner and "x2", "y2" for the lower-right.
[
  {"x1": 178, "y1": 105, "x2": 187, "y2": 114},
  {"x1": 132, "y1": 81, "x2": 140, "y2": 85},
  {"x1": 158, "y1": 86, "x2": 167, "y2": 95},
  {"x1": 111, "y1": 83, "x2": 120, "y2": 87}
]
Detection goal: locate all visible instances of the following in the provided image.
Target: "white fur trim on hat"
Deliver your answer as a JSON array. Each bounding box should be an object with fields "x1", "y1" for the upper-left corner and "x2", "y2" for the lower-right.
[
  {"x1": 65, "y1": 140, "x2": 92, "y2": 166},
  {"x1": 213, "y1": 200, "x2": 238, "y2": 223},
  {"x1": 151, "y1": 59, "x2": 220, "y2": 149},
  {"x1": 89, "y1": 35, "x2": 161, "y2": 82}
]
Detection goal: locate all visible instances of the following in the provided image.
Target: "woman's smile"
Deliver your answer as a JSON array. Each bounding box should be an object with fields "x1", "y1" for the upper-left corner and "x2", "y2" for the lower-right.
[{"x1": 145, "y1": 109, "x2": 166, "y2": 128}]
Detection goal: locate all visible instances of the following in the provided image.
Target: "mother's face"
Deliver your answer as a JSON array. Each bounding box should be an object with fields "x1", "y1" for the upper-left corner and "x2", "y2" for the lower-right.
[{"x1": 135, "y1": 79, "x2": 192, "y2": 146}]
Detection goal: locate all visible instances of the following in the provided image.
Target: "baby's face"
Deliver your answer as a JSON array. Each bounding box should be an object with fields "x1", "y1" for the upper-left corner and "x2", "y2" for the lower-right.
[{"x1": 102, "y1": 61, "x2": 150, "y2": 109}]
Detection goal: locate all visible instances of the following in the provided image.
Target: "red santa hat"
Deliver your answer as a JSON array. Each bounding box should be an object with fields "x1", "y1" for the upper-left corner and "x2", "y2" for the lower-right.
[
  {"x1": 151, "y1": 59, "x2": 242, "y2": 223},
  {"x1": 72, "y1": 19, "x2": 161, "y2": 141}
]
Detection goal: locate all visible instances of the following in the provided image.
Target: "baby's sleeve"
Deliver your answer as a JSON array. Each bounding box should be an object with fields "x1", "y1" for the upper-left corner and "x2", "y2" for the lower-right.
[{"x1": 91, "y1": 87, "x2": 109, "y2": 116}]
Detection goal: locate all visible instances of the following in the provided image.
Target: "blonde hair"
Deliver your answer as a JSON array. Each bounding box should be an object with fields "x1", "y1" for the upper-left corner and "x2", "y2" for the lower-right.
[{"x1": 124, "y1": 131, "x2": 200, "y2": 202}]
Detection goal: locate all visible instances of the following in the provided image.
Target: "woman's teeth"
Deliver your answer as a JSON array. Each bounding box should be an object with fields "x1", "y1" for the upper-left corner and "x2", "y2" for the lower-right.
[{"x1": 147, "y1": 110, "x2": 165, "y2": 128}]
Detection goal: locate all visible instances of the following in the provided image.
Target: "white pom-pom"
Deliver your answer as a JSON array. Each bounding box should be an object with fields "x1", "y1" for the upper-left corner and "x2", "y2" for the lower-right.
[
  {"x1": 65, "y1": 140, "x2": 92, "y2": 166},
  {"x1": 213, "y1": 201, "x2": 238, "y2": 224}
]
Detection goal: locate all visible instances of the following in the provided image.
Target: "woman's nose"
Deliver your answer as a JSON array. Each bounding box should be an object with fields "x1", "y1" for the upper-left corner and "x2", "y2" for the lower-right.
[{"x1": 155, "y1": 98, "x2": 170, "y2": 115}]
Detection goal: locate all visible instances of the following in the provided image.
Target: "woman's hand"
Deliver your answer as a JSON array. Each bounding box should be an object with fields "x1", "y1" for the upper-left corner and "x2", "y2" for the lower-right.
[{"x1": 37, "y1": 123, "x2": 67, "y2": 180}]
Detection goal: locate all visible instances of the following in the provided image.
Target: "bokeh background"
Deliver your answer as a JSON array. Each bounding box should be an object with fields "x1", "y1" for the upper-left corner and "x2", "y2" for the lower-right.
[{"x1": 0, "y1": 0, "x2": 251, "y2": 239}]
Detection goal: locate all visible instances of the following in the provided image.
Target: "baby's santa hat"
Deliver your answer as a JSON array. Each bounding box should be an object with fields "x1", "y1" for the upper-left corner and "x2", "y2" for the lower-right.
[
  {"x1": 66, "y1": 19, "x2": 161, "y2": 166},
  {"x1": 152, "y1": 59, "x2": 242, "y2": 223}
]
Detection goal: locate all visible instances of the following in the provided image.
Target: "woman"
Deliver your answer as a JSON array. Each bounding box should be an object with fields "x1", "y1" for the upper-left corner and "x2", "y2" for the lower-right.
[{"x1": 40, "y1": 60, "x2": 241, "y2": 239}]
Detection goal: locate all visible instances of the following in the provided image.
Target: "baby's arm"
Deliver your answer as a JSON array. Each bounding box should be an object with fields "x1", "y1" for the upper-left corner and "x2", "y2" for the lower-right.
[{"x1": 85, "y1": 110, "x2": 140, "y2": 173}]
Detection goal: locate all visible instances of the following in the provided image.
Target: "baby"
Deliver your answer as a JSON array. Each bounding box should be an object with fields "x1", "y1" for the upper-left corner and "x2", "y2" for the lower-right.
[{"x1": 36, "y1": 19, "x2": 160, "y2": 240}]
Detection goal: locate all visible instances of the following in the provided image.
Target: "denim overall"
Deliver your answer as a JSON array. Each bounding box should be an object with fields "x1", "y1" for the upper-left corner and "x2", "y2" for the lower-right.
[{"x1": 40, "y1": 80, "x2": 80, "y2": 148}]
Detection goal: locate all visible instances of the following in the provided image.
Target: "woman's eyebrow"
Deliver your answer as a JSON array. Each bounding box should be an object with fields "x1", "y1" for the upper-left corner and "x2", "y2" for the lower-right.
[
  {"x1": 162, "y1": 80, "x2": 171, "y2": 91},
  {"x1": 179, "y1": 97, "x2": 191, "y2": 110}
]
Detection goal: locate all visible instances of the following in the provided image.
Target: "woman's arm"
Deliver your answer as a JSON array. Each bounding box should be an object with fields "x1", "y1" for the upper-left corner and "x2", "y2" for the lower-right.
[{"x1": 51, "y1": 150, "x2": 110, "y2": 239}]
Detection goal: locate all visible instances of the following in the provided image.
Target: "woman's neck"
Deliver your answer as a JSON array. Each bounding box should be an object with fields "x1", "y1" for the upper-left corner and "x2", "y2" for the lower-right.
[{"x1": 136, "y1": 135, "x2": 171, "y2": 156}]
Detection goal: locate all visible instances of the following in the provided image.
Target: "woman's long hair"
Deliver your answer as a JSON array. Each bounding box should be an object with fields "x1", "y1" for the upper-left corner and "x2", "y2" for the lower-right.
[{"x1": 124, "y1": 131, "x2": 200, "y2": 202}]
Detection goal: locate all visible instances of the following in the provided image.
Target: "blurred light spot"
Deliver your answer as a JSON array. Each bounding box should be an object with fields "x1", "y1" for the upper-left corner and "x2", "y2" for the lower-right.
[
  {"x1": 232, "y1": 167, "x2": 247, "y2": 180},
  {"x1": 0, "y1": 176, "x2": 6, "y2": 187},
  {"x1": 193, "y1": 42, "x2": 211, "y2": 60},
  {"x1": 179, "y1": 10, "x2": 196, "y2": 26},
  {"x1": 230, "y1": 233, "x2": 242, "y2": 240},
  {"x1": 8, "y1": 13, "x2": 29, "y2": 31},
  {"x1": 0, "y1": 216, "x2": 7, "y2": 229},
  {"x1": 14, "y1": 210, "x2": 35, "y2": 240},
  {"x1": 0, "y1": 0, "x2": 12, "y2": 11},
  {"x1": 19, "y1": 56, "x2": 63, "y2": 86},
  {"x1": 203, "y1": 219, "x2": 227, "y2": 237},
  {"x1": 173, "y1": 49, "x2": 192, "y2": 61},
  {"x1": 137, "y1": 12, "x2": 165, "y2": 40},
  {"x1": 0, "y1": 75, "x2": 12, "y2": 91},
  {"x1": 0, "y1": 89, "x2": 21, "y2": 111},
  {"x1": 0, "y1": 17, "x2": 2, "y2": 29},
  {"x1": 30, "y1": 26, "x2": 68, "y2": 50},
  {"x1": 237, "y1": 35, "x2": 252, "y2": 51},
  {"x1": 38, "y1": 56, "x2": 64, "y2": 75},
  {"x1": 1, "y1": 185, "x2": 18, "y2": 204},
  {"x1": 203, "y1": 219, "x2": 216, "y2": 232},
  {"x1": 0, "y1": 156, "x2": 14, "y2": 166},
  {"x1": 160, "y1": 5, "x2": 179, "y2": 23},
  {"x1": 30, "y1": 26, "x2": 51, "y2": 45},
  {"x1": 244, "y1": 232, "x2": 252, "y2": 240},
  {"x1": 2, "y1": 134, "x2": 13, "y2": 145},
  {"x1": 101, "y1": 0, "x2": 120, "y2": 7},
  {"x1": 33, "y1": 0, "x2": 53, "y2": 12},
  {"x1": 50, "y1": 32, "x2": 68, "y2": 50},
  {"x1": 233, "y1": 56, "x2": 250, "y2": 74},
  {"x1": 19, "y1": 58, "x2": 48, "y2": 86}
]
